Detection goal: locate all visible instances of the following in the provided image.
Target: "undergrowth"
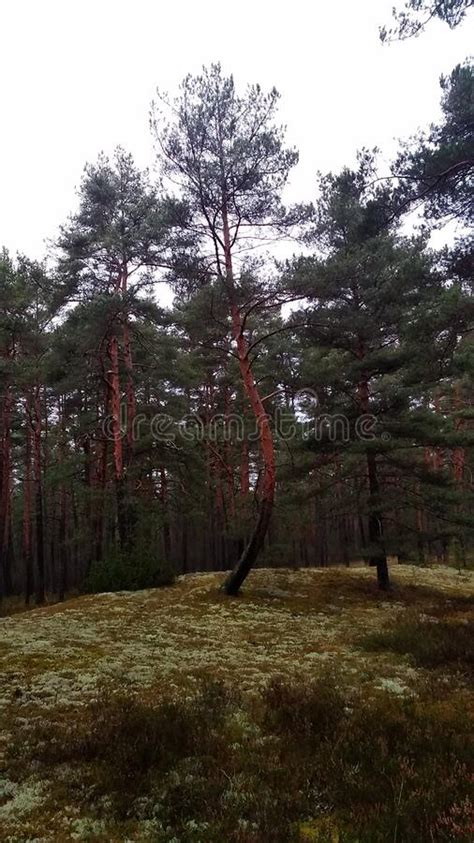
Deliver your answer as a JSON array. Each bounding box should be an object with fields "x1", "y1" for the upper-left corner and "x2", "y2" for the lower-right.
[
  {"x1": 361, "y1": 612, "x2": 473, "y2": 675},
  {"x1": 85, "y1": 545, "x2": 175, "y2": 593},
  {"x1": 8, "y1": 673, "x2": 474, "y2": 842}
]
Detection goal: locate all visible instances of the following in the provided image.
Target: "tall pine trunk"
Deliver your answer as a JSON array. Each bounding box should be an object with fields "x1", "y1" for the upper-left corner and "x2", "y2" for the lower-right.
[
  {"x1": 357, "y1": 365, "x2": 390, "y2": 590},
  {"x1": 159, "y1": 467, "x2": 171, "y2": 563},
  {"x1": 23, "y1": 396, "x2": 33, "y2": 605},
  {"x1": 107, "y1": 335, "x2": 133, "y2": 549},
  {"x1": 120, "y1": 264, "x2": 136, "y2": 459},
  {"x1": 58, "y1": 396, "x2": 68, "y2": 601},
  {"x1": 221, "y1": 207, "x2": 275, "y2": 595},
  {"x1": 366, "y1": 449, "x2": 390, "y2": 590},
  {"x1": 33, "y1": 389, "x2": 45, "y2": 605},
  {"x1": 109, "y1": 264, "x2": 137, "y2": 551},
  {"x1": 0, "y1": 383, "x2": 13, "y2": 598}
]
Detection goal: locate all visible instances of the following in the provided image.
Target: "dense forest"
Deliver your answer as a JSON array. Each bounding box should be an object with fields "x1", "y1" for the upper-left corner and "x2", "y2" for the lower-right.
[{"x1": 0, "y1": 3, "x2": 473, "y2": 606}]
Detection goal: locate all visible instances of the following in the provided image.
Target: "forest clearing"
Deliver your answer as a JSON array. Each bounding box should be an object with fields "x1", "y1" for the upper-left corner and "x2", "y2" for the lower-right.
[{"x1": 0, "y1": 564, "x2": 473, "y2": 841}]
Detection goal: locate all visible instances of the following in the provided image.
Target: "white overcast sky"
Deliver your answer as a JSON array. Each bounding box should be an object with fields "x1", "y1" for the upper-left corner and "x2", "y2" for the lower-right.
[{"x1": 0, "y1": 0, "x2": 472, "y2": 262}]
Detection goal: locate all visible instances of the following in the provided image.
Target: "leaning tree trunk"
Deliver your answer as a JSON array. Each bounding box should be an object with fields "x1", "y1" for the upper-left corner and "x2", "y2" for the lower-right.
[{"x1": 220, "y1": 207, "x2": 275, "y2": 596}]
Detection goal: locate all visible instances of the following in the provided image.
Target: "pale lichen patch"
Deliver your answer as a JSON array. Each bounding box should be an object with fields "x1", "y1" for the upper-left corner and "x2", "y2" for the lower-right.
[
  {"x1": 0, "y1": 564, "x2": 472, "y2": 839},
  {"x1": 0, "y1": 778, "x2": 48, "y2": 818}
]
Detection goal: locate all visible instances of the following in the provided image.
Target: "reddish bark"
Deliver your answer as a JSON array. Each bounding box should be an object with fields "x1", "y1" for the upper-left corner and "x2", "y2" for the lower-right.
[
  {"x1": 93, "y1": 368, "x2": 108, "y2": 563},
  {"x1": 231, "y1": 303, "x2": 275, "y2": 505},
  {"x1": 23, "y1": 396, "x2": 33, "y2": 604},
  {"x1": 122, "y1": 318, "x2": 136, "y2": 452},
  {"x1": 452, "y1": 385, "x2": 465, "y2": 485},
  {"x1": 119, "y1": 264, "x2": 136, "y2": 454},
  {"x1": 95, "y1": 433, "x2": 108, "y2": 562},
  {"x1": 105, "y1": 264, "x2": 138, "y2": 549},
  {"x1": 0, "y1": 381, "x2": 13, "y2": 596},
  {"x1": 452, "y1": 448, "x2": 465, "y2": 484},
  {"x1": 221, "y1": 202, "x2": 276, "y2": 593},
  {"x1": 432, "y1": 394, "x2": 444, "y2": 471},
  {"x1": 32, "y1": 388, "x2": 45, "y2": 605},
  {"x1": 58, "y1": 396, "x2": 68, "y2": 601},
  {"x1": 106, "y1": 334, "x2": 135, "y2": 548},
  {"x1": 107, "y1": 335, "x2": 123, "y2": 483}
]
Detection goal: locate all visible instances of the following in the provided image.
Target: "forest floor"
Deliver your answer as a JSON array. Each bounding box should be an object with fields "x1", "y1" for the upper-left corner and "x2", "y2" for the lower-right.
[{"x1": 0, "y1": 564, "x2": 472, "y2": 842}]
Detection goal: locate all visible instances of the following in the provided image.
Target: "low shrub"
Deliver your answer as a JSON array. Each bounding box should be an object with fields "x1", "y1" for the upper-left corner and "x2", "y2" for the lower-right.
[
  {"x1": 262, "y1": 670, "x2": 346, "y2": 744},
  {"x1": 85, "y1": 544, "x2": 174, "y2": 593},
  {"x1": 361, "y1": 612, "x2": 473, "y2": 673},
  {"x1": 11, "y1": 675, "x2": 473, "y2": 841},
  {"x1": 16, "y1": 680, "x2": 233, "y2": 820}
]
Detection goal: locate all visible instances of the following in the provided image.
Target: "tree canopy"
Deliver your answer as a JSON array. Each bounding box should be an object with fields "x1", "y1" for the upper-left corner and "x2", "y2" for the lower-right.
[{"x1": 1, "y1": 54, "x2": 473, "y2": 605}]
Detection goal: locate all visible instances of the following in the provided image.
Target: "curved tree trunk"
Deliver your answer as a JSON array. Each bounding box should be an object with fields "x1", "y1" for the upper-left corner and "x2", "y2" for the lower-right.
[{"x1": 220, "y1": 208, "x2": 275, "y2": 595}]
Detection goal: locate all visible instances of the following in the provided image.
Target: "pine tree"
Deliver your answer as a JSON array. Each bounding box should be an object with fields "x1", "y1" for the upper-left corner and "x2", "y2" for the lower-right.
[
  {"x1": 380, "y1": 0, "x2": 473, "y2": 41},
  {"x1": 57, "y1": 148, "x2": 178, "y2": 552},
  {"x1": 288, "y1": 152, "x2": 473, "y2": 587},
  {"x1": 393, "y1": 61, "x2": 474, "y2": 225},
  {"x1": 151, "y1": 63, "x2": 305, "y2": 594}
]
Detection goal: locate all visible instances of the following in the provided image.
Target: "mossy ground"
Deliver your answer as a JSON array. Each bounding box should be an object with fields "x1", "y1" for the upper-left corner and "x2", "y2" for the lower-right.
[{"x1": 0, "y1": 564, "x2": 472, "y2": 841}]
